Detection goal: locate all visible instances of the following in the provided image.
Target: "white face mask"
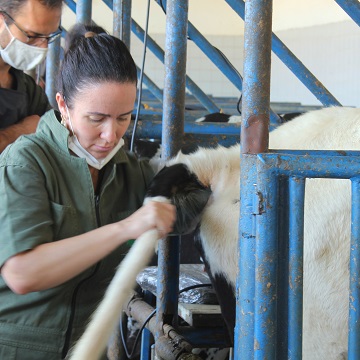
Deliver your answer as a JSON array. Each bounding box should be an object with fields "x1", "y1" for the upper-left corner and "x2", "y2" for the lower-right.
[
  {"x1": 65, "y1": 106, "x2": 125, "y2": 170},
  {"x1": 0, "y1": 22, "x2": 48, "y2": 71}
]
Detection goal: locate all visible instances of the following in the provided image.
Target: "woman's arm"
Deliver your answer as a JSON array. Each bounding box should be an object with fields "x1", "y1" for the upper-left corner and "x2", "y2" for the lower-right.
[{"x1": 1, "y1": 200, "x2": 175, "y2": 294}]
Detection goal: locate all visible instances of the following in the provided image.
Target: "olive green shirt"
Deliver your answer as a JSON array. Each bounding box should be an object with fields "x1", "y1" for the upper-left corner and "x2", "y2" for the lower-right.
[{"x1": 0, "y1": 110, "x2": 154, "y2": 359}]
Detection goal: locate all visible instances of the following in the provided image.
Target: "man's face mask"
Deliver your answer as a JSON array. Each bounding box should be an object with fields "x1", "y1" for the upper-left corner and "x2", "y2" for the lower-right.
[
  {"x1": 0, "y1": 22, "x2": 48, "y2": 71},
  {"x1": 65, "y1": 106, "x2": 124, "y2": 170}
]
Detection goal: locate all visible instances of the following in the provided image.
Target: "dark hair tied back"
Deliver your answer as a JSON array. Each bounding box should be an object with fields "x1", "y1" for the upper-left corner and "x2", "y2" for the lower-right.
[{"x1": 58, "y1": 23, "x2": 137, "y2": 108}]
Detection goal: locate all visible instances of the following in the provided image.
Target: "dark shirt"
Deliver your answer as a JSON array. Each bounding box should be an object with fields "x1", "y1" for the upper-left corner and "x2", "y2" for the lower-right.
[{"x1": 0, "y1": 67, "x2": 51, "y2": 129}]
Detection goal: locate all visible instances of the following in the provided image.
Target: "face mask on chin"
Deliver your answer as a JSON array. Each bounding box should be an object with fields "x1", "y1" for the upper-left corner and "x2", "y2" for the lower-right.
[
  {"x1": 65, "y1": 106, "x2": 125, "y2": 170},
  {"x1": 0, "y1": 22, "x2": 48, "y2": 71}
]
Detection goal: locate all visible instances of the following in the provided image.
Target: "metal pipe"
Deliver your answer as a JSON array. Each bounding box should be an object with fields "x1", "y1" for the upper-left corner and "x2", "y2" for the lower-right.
[
  {"x1": 240, "y1": 0, "x2": 272, "y2": 155},
  {"x1": 113, "y1": 0, "x2": 132, "y2": 48},
  {"x1": 76, "y1": 0, "x2": 92, "y2": 25},
  {"x1": 235, "y1": 154, "x2": 257, "y2": 359},
  {"x1": 45, "y1": 36, "x2": 61, "y2": 109},
  {"x1": 254, "y1": 170, "x2": 278, "y2": 359},
  {"x1": 155, "y1": 0, "x2": 189, "y2": 352},
  {"x1": 236, "y1": 1, "x2": 273, "y2": 359},
  {"x1": 126, "y1": 120, "x2": 240, "y2": 136},
  {"x1": 349, "y1": 178, "x2": 360, "y2": 359},
  {"x1": 335, "y1": 0, "x2": 360, "y2": 27},
  {"x1": 288, "y1": 176, "x2": 305, "y2": 359}
]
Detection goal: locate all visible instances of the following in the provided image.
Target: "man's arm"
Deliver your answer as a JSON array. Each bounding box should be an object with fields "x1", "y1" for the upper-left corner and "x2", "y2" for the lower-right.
[{"x1": 0, "y1": 115, "x2": 40, "y2": 153}]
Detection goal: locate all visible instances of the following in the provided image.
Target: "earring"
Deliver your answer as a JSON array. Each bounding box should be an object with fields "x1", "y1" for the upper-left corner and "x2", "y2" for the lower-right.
[{"x1": 61, "y1": 114, "x2": 67, "y2": 126}]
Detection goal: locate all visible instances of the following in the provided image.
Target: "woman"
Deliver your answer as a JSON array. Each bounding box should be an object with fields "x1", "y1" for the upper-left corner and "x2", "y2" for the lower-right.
[{"x1": 0, "y1": 24, "x2": 175, "y2": 359}]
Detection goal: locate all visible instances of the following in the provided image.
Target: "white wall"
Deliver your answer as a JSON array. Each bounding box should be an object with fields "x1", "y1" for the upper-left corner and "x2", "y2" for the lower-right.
[{"x1": 61, "y1": 1, "x2": 360, "y2": 109}]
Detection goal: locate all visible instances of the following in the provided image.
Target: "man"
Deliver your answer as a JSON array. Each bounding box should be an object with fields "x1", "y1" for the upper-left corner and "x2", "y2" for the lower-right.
[{"x1": 0, "y1": 0, "x2": 62, "y2": 153}]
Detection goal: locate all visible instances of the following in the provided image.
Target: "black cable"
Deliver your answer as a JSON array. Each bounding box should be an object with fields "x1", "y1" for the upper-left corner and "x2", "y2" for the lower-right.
[
  {"x1": 130, "y1": 0, "x2": 151, "y2": 153},
  {"x1": 120, "y1": 307, "x2": 156, "y2": 359}
]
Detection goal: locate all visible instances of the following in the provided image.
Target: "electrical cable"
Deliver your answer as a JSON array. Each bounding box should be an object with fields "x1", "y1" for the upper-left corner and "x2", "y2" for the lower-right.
[
  {"x1": 130, "y1": 0, "x2": 151, "y2": 152},
  {"x1": 120, "y1": 283, "x2": 213, "y2": 359}
]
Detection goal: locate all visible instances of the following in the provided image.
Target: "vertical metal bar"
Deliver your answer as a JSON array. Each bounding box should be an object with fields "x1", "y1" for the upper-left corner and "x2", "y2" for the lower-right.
[
  {"x1": 113, "y1": 0, "x2": 132, "y2": 48},
  {"x1": 254, "y1": 170, "x2": 278, "y2": 359},
  {"x1": 236, "y1": 1, "x2": 273, "y2": 359},
  {"x1": 275, "y1": 176, "x2": 289, "y2": 359},
  {"x1": 155, "y1": 0, "x2": 189, "y2": 349},
  {"x1": 288, "y1": 176, "x2": 305, "y2": 360},
  {"x1": 240, "y1": 0, "x2": 272, "y2": 155},
  {"x1": 45, "y1": 36, "x2": 61, "y2": 109},
  {"x1": 235, "y1": 155, "x2": 257, "y2": 359},
  {"x1": 140, "y1": 290, "x2": 154, "y2": 360},
  {"x1": 161, "y1": 0, "x2": 188, "y2": 158},
  {"x1": 335, "y1": 0, "x2": 360, "y2": 27},
  {"x1": 140, "y1": 328, "x2": 152, "y2": 360},
  {"x1": 76, "y1": 0, "x2": 92, "y2": 25},
  {"x1": 349, "y1": 179, "x2": 360, "y2": 359}
]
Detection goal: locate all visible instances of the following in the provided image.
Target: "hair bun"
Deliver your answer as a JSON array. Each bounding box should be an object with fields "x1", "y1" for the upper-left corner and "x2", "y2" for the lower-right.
[{"x1": 84, "y1": 31, "x2": 97, "y2": 38}]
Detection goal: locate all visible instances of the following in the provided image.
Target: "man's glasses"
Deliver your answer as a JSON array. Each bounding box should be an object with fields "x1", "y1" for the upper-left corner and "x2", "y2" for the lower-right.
[{"x1": 1, "y1": 11, "x2": 62, "y2": 46}]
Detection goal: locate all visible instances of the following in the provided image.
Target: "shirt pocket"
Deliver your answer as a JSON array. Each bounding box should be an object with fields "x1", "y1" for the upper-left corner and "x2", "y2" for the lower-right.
[{"x1": 50, "y1": 201, "x2": 80, "y2": 240}]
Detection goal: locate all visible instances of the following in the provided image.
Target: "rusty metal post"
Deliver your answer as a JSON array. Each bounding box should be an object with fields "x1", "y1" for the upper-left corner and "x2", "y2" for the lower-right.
[
  {"x1": 236, "y1": 0, "x2": 273, "y2": 359},
  {"x1": 76, "y1": 0, "x2": 92, "y2": 25},
  {"x1": 113, "y1": 0, "x2": 132, "y2": 48},
  {"x1": 155, "y1": 0, "x2": 189, "y2": 358}
]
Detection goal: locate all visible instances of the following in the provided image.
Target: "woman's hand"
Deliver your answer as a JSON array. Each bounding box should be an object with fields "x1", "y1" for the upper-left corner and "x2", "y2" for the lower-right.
[{"x1": 120, "y1": 200, "x2": 176, "y2": 240}]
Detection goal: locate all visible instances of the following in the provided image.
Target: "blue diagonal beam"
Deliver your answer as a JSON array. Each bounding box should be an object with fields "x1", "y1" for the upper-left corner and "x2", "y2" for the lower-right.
[
  {"x1": 103, "y1": 0, "x2": 220, "y2": 113},
  {"x1": 225, "y1": 0, "x2": 342, "y2": 107},
  {"x1": 153, "y1": 0, "x2": 281, "y2": 127},
  {"x1": 335, "y1": 0, "x2": 360, "y2": 27}
]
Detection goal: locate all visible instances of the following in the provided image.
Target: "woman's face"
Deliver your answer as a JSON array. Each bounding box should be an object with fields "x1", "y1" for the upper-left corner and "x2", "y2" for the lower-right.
[{"x1": 57, "y1": 81, "x2": 136, "y2": 160}]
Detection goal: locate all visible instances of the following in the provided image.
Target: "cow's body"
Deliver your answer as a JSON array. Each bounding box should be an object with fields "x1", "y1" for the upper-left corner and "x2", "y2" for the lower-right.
[
  {"x1": 166, "y1": 106, "x2": 360, "y2": 359},
  {"x1": 73, "y1": 106, "x2": 358, "y2": 360}
]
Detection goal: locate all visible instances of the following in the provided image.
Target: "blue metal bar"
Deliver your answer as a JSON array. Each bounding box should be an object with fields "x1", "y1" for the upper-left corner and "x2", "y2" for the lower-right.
[
  {"x1": 254, "y1": 170, "x2": 278, "y2": 359},
  {"x1": 127, "y1": 120, "x2": 240, "y2": 136},
  {"x1": 45, "y1": 36, "x2": 61, "y2": 109},
  {"x1": 63, "y1": 0, "x2": 76, "y2": 12},
  {"x1": 76, "y1": 0, "x2": 92, "y2": 25},
  {"x1": 258, "y1": 151, "x2": 360, "y2": 178},
  {"x1": 113, "y1": 0, "x2": 132, "y2": 48},
  {"x1": 240, "y1": 0, "x2": 272, "y2": 154},
  {"x1": 155, "y1": 0, "x2": 189, "y2": 344},
  {"x1": 103, "y1": 0, "x2": 219, "y2": 113},
  {"x1": 137, "y1": 67, "x2": 163, "y2": 102},
  {"x1": 236, "y1": 0, "x2": 273, "y2": 357},
  {"x1": 140, "y1": 328, "x2": 152, "y2": 360},
  {"x1": 335, "y1": 0, "x2": 360, "y2": 27},
  {"x1": 236, "y1": 154, "x2": 257, "y2": 359},
  {"x1": 140, "y1": 290, "x2": 154, "y2": 360},
  {"x1": 349, "y1": 178, "x2": 360, "y2": 359},
  {"x1": 225, "y1": 0, "x2": 341, "y2": 107},
  {"x1": 288, "y1": 177, "x2": 305, "y2": 360}
]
